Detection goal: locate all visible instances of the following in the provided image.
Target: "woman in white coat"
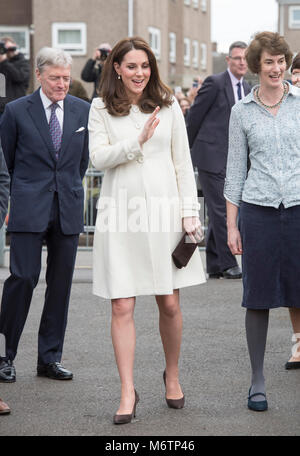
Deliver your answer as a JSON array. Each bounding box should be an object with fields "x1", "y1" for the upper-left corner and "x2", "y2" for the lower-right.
[{"x1": 88, "y1": 37, "x2": 206, "y2": 424}]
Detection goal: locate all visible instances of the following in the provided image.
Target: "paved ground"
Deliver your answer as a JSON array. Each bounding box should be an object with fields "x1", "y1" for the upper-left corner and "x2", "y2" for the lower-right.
[{"x1": 0, "y1": 249, "x2": 299, "y2": 437}]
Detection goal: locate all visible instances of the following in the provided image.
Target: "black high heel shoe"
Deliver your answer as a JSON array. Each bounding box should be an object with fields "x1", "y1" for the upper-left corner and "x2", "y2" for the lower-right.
[
  {"x1": 113, "y1": 389, "x2": 139, "y2": 425},
  {"x1": 163, "y1": 370, "x2": 185, "y2": 409}
]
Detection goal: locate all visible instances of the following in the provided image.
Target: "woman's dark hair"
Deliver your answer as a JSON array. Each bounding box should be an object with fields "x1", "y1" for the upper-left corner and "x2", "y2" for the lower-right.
[
  {"x1": 98, "y1": 36, "x2": 173, "y2": 116},
  {"x1": 246, "y1": 31, "x2": 293, "y2": 74},
  {"x1": 291, "y1": 52, "x2": 300, "y2": 72}
]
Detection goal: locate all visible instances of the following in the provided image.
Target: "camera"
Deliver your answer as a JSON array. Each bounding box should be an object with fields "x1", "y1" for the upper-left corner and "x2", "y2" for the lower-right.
[
  {"x1": 0, "y1": 41, "x2": 17, "y2": 55},
  {"x1": 98, "y1": 48, "x2": 110, "y2": 61},
  {"x1": 0, "y1": 41, "x2": 7, "y2": 55}
]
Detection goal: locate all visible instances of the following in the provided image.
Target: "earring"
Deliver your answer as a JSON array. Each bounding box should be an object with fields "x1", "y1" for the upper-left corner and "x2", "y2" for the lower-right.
[{"x1": 118, "y1": 75, "x2": 121, "y2": 80}]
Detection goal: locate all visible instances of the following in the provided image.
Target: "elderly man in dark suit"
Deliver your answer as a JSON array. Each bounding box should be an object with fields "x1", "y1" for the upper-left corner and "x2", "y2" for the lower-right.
[
  {"x1": 187, "y1": 41, "x2": 251, "y2": 279},
  {"x1": 0, "y1": 47, "x2": 90, "y2": 383},
  {"x1": 0, "y1": 140, "x2": 10, "y2": 412}
]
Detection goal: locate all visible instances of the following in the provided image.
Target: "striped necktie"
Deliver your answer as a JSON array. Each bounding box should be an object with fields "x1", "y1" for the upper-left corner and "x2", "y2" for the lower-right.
[{"x1": 49, "y1": 103, "x2": 62, "y2": 159}]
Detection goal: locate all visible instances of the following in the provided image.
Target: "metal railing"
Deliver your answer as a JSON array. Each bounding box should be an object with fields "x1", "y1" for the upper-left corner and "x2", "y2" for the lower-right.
[{"x1": 0, "y1": 169, "x2": 207, "y2": 262}]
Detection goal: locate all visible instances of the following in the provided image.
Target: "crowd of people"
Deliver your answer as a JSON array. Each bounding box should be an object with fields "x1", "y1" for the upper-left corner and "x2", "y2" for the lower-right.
[{"x1": 0, "y1": 31, "x2": 299, "y2": 423}]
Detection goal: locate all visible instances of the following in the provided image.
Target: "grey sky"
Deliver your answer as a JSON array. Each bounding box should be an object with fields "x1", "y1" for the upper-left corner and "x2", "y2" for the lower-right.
[{"x1": 211, "y1": 0, "x2": 278, "y2": 53}]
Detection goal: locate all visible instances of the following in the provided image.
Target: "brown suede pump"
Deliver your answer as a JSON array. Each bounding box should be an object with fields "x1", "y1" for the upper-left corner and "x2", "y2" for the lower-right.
[
  {"x1": 163, "y1": 370, "x2": 185, "y2": 409},
  {"x1": 113, "y1": 389, "x2": 139, "y2": 425}
]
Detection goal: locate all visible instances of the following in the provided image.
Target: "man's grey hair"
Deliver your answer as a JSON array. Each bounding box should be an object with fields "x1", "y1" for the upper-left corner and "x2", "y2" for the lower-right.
[
  {"x1": 228, "y1": 41, "x2": 247, "y2": 56},
  {"x1": 36, "y1": 47, "x2": 73, "y2": 73}
]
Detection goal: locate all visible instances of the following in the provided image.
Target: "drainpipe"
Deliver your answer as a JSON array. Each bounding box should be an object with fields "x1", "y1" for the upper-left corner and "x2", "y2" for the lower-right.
[{"x1": 128, "y1": 0, "x2": 134, "y2": 36}]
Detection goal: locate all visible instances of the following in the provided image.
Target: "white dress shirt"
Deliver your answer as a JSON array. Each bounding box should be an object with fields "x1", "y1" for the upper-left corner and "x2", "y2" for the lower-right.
[
  {"x1": 227, "y1": 69, "x2": 245, "y2": 104},
  {"x1": 39, "y1": 88, "x2": 64, "y2": 130}
]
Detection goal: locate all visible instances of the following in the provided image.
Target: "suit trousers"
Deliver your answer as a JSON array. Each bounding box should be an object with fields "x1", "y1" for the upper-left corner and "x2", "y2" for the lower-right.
[
  {"x1": 0, "y1": 193, "x2": 79, "y2": 365},
  {"x1": 198, "y1": 169, "x2": 238, "y2": 274}
]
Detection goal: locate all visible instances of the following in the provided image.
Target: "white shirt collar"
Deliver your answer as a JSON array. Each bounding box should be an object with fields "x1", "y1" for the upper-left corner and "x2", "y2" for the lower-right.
[
  {"x1": 39, "y1": 88, "x2": 64, "y2": 111},
  {"x1": 227, "y1": 68, "x2": 244, "y2": 87}
]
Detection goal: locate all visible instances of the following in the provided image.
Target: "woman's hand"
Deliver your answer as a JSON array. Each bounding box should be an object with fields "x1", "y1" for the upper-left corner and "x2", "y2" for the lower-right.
[
  {"x1": 227, "y1": 226, "x2": 243, "y2": 255},
  {"x1": 138, "y1": 107, "x2": 160, "y2": 147},
  {"x1": 183, "y1": 216, "x2": 204, "y2": 244}
]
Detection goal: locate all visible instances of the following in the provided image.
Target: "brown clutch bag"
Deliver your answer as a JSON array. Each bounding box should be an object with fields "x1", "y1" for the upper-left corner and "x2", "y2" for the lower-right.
[{"x1": 172, "y1": 232, "x2": 199, "y2": 269}]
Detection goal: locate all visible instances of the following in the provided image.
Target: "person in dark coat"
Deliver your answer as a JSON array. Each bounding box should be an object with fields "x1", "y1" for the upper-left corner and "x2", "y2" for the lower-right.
[
  {"x1": 0, "y1": 37, "x2": 30, "y2": 116},
  {"x1": 187, "y1": 41, "x2": 251, "y2": 279},
  {"x1": 0, "y1": 140, "x2": 10, "y2": 412},
  {"x1": 81, "y1": 42, "x2": 111, "y2": 100},
  {"x1": 0, "y1": 47, "x2": 90, "y2": 383}
]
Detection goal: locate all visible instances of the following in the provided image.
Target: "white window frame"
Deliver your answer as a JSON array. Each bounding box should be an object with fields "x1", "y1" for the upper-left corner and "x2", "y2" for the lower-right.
[
  {"x1": 192, "y1": 40, "x2": 199, "y2": 69},
  {"x1": 184, "y1": 0, "x2": 191, "y2": 5},
  {"x1": 192, "y1": 0, "x2": 199, "y2": 9},
  {"x1": 289, "y1": 6, "x2": 300, "y2": 29},
  {"x1": 148, "y1": 27, "x2": 161, "y2": 60},
  {"x1": 201, "y1": 43, "x2": 207, "y2": 70},
  {"x1": 184, "y1": 38, "x2": 191, "y2": 67},
  {"x1": 52, "y1": 22, "x2": 87, "y2": 56},
  {"x1": 0, "y1": 26, "x2": 30, "y2": 58},
  {"x1": 169, "y1": 32, "x2": 176, "y2": 64},
  {"x1": 201, "y1": 0, "x2": 207, "y2": 12}
]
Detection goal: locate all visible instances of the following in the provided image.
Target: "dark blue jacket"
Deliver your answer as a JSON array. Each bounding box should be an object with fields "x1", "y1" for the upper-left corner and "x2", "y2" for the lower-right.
[
  {"x1": 187, "y1": 71, "x2": 251, "y2": 174},
  {"x1": 0, "y1": 89, "x2": 90, "y2": 234}
]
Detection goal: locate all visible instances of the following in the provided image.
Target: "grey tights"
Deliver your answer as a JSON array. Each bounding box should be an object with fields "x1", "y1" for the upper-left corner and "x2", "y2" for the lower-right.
[{"x1": 245, "y1": 309, "x2": 269, "y2": 401}]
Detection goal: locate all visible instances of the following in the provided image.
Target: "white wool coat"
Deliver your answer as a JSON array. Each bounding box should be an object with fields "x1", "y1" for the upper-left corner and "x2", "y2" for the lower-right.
[{"x1": 89, "y1": 96, "x2": 206, "y2": 299}]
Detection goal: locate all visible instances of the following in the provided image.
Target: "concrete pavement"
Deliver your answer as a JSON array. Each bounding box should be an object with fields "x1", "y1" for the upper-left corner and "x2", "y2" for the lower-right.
[{"x1": 0, "y1": 248, "x2": 299, "y2": 436}]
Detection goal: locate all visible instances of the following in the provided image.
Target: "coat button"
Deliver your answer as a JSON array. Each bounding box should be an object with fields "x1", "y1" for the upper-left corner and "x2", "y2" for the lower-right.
[
  {"x1": 137, "y1": 157, "x2": 144, "y2": 164},
  {"x1": 135, "y1": 123, "x2": 141, "y2": 129},
  {"x1": 127, "y1": 153, "x2": 135, "y2": 160}
]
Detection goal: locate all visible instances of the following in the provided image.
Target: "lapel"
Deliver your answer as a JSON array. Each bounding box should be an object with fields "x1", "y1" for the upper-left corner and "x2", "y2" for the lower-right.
[
  {"x1": 243, "y1": 80, "x2": 251, "y2": 96},
  {"x1": 60, "y1": 95, "x2": 77, "y2": 158},
  {"x1": 27, "y1": 89, "x2": 57, "y2": 162},
  {"x1": 224, "y1": 71, "x2": 235, "y2": 109}
]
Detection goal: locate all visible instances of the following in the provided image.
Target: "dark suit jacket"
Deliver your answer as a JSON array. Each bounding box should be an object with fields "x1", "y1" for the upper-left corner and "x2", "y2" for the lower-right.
[
  {"x1": 0, "y1": 89, "x2": 90, "y2": 234},
  {"x1": 0, "y1": 141, "x2": 10, "y2": 227},
  {"x1": 187, "y1": 70, "x2": 251, "y2": 174}
]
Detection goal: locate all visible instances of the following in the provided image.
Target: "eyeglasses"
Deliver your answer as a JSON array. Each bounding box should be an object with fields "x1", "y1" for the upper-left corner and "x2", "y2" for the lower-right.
[{"x1": 229, "y1": 56, "x2": 247, "y2": 62}]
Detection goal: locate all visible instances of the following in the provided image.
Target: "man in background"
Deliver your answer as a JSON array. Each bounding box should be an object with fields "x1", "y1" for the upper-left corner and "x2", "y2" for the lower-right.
[
  {"x1": 187, "y1": 41, "x2": 250, "y2": 279},
  {"x1": 0, "y1": 37, "x2": 30, "y2": 118},
  {"x1": 81, "y1": 42, "x2": 111, "y2": 100}
]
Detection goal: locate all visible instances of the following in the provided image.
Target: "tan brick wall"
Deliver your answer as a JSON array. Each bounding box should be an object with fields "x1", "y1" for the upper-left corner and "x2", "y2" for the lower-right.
[
  {"x1": 32, "y1": 0, "x2": 128, "y2": 96},
  {"x1": 281, "y1": 4, "x2": 300, "y2": 54}
]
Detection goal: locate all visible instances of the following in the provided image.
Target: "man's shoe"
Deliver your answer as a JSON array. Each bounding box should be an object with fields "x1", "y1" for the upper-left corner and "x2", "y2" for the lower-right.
[
  {"x1": 208, "y1": 272, "x2": 223, "y2": 279},
  {"x1": 0, "y1": 398, "x2": 10, "y2": 414},
  {"x1": 223, "y1": 266, "x2": 242, "y2": 279},
  {"x1": 37, "y1": 362, "x2": 73, "y2": 380},
  {"x1": 0, "y1": 360, "x2": 16, "y2": 383}
]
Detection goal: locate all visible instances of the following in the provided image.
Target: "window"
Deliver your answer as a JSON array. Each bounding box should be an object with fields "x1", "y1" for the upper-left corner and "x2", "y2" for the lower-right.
[
  {"x1": 201, "y1": 43, "x2": 207, "y2": 70},
  {"x1": 52, "y1": 23, "x2": 86, "y2": 56},
  {"x1": 184, "y1": 38, "x2": 191, "y2": 67},
  {"x1": 192, "y1": 40, "x2": 199, "y2": 69},
  {"x1": 289, "y1": 6, "x2": 300, "y2": 29},
  {"x1": 149, "y1": 27, "x2": 161, "y2": 60},
  {"x1": 192, "y1": 0, "x2": 199, "y2": 8},
  {"x1": 0, "y1": 26, "x2": 30, "y2": 58},
  {"x1": 184, "y1": 0, "x2": 191, "y2": 5},
  {"x1": 169, "y1": 33, "x2": 176, "y2": 63},
  {"x1": 201, "y1": 0, "x2": 207, "y2": 12}
]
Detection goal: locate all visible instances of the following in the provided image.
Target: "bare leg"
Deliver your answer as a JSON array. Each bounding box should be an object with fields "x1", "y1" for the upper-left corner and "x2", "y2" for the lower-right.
[
  {"x1": 111, "y1": 297, "x2": 136, "y2": 415},
  {"x1": 287, "y1": 308, "x2": 300, "y2": 362},
  {"x1": 156, "y1": 290, "x2": 183, "y2": 399}
]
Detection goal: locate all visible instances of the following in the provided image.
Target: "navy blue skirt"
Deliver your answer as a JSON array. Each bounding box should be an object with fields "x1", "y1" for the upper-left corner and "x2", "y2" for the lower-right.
[{"x1": 239, "y1": 202, "x2": 300, "y2": 309}]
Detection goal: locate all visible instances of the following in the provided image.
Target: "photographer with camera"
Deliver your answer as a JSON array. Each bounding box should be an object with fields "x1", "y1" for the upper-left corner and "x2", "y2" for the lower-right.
[
  {"x1": 81, "y1": 42, "x2": 111, "y2": 100},
  {"x1": 0, "y1": 37, "x2": 30, "y2": 117}
]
